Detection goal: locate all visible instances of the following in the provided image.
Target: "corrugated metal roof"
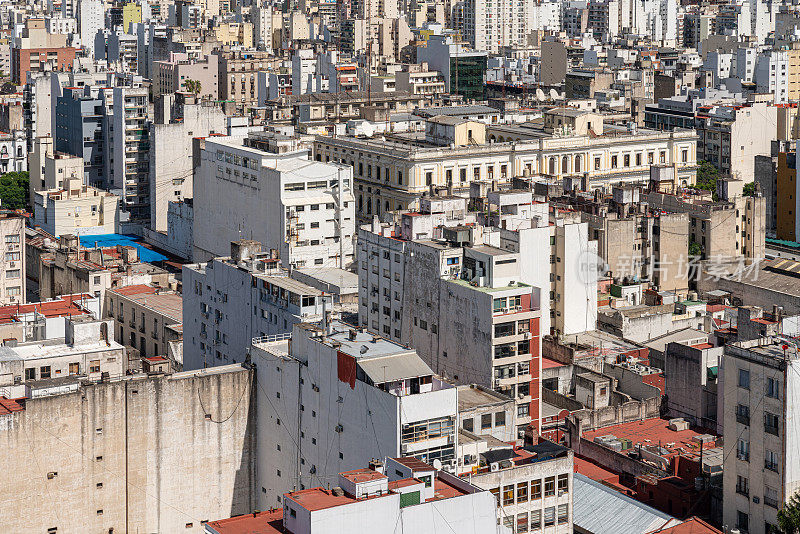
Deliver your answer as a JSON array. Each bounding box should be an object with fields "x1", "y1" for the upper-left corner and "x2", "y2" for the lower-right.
[
  {"x1": 357, "y1": 352, "x2": 432, "y2": 384},
  {"x1": 572, "y1": 473, "x2": 678, "y2": 534}
]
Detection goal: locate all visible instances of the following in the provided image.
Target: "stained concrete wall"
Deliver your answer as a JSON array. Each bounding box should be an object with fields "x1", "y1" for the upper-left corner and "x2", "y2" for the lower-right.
[{"x1": 0, "y1": 365, "x2": 255, "y2": 533}]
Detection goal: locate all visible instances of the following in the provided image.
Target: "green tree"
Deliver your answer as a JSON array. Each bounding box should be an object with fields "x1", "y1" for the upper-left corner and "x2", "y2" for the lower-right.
[
  {"x1": 688, "y1": 240, "x2": 703, "y2": 257},
  {"x1": 695, "y1": 160, "x2": 718, "y2": 193},
  {"x1": 779, "y1": 491, "x2": 800, "y2": 534},
  {"x1": 184, "y1": 79, "x2": 202, "y2": 97},
  {"x1": 0, "y1": 171, "x2": 29, "y2": 210},
  {"x1": 743, "y1": 182, "x2": 757, "y2": 197}
]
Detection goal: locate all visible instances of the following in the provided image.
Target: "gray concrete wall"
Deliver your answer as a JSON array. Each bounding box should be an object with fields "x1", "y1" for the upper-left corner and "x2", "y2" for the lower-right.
[{"x1": 0, "y1": 365, "x2": 255, "y2": 533}]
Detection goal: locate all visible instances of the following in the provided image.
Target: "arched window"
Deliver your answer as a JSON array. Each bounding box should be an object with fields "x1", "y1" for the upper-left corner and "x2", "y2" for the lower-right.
[
  {"x1": 549, "y1": 157, "x2": 556, "y2": 175},
  {"x1": 562, "y1": 156, "x2": 569, "y2": 174},
  {"x1": 367, "y1": 198, "x2": 372, "y2": 215},
  {"x1": 575, "y1": 155, "x2": 581, "y2": 173}
]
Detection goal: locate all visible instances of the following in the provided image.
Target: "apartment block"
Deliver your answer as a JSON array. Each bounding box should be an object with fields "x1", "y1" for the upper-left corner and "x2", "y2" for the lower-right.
[
  {"x1": 216, "y1": 50, "x2": 275, "y2": 110},
  {"x1": 0, "y1": 130, "x2": 26, "y2": 174},
  {"x1": 182, "y1": 241, "x2": 331, "y2": 370},
  {"x1": 721, "y1": 337, "x2": 800, "y2": 534},
  {"x1": 250, "y1": 320, "x2": 459, "y2": 507},
  {"x1": 0, "y1": 211, "x2": 25, "y2": 305},
  {"x1": 193, "y1": 133, "x2": 355, "y2": 268},
  {"x1": 33, "y1": 175, "x2": 120, "y2": 237},
  {"x1": 0, "y1": 317, "x2": 126, "y2": 385},
  {"x1": 105, "y1": 284, "x2": 182, "y2": 359},
  {"x1": 554, "y1": 185, "x2": 691, "y2": 295},
  {"x1": 110, "y1": 85, "x2": 151, "y2": 226},
  {"x1": 148, "y1": 101, "x2": 226, "y2": 232},
  {"x1": 465, "y1": 437, "x2": 574, "y2": 534}
]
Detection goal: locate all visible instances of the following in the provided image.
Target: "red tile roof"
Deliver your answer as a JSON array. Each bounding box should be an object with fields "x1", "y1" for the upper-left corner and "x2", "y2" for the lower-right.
[
  {"x1": 0, "y1": 397, "x2": 24, "y2": 416},
  {"x1": 205, "y1": 509, "x2": 287, "y2": 534}
]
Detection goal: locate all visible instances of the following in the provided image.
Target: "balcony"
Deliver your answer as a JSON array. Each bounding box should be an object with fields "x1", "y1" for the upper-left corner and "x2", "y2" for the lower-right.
[{"x1": 764, "y1": 496, "x2": 779, "y2": 509}]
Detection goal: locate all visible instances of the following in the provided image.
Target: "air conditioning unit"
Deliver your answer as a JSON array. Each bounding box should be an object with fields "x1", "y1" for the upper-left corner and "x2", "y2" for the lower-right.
[{"x1": 490, "y1": 463, "x2": 500, "y2": 472}]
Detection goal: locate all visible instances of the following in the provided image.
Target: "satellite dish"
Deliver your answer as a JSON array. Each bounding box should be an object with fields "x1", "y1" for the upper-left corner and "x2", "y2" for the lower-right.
[
  {"x1": 536, "y1": 88, "x2": 546, "y2": 101},
  {"x1": 433, "y1": 459, "x2": 443, "y2": 470},
  {"x1": 549, "y1": 88, "x2": 559, "y2": 100}
]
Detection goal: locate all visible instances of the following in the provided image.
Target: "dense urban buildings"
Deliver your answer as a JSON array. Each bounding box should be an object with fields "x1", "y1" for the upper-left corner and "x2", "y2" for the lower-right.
[{"x1": 0, "y1": 0, "x2": 797, "y2": 532}]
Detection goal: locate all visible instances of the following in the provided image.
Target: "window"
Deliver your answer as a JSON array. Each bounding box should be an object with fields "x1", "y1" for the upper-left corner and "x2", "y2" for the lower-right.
[
  {"x1": 517, "y1": 513, "x2": 529, "y2": 533},
  {"x1": 765, "y1": 486, "x2": 779, "y2": 509},
  {"x1": 6, "y1": 269, "x2": 19, "y2": 279},
  {"x1": 557, "y1": 504, "x2": 568, "y2": 524},
  {"x1": 503, "y1": 484, "x2": 514, "y2": 505},
  {"x1": 4, "y1": 251, "x2": 19, "y2": 261},
  {"x1": 766, "y1": 377, "x2": 780, "y2": 399},
  {"x1": 738, "y1": 369, "x2": 750, "y2": 389},
  {"x1": 736, "y1": 404, "x2": 750, "y2": 425},
  {"x1": 737, "y1": 511, "x2": 749, "y2": 533},
  {"x1": 517, "y1": 481, "x2": 528, "y2": 502},
  {"x1": 25, "y1": 368, "x2": 35, "y2": 380},
  {"x1": 490, "y1": 487, "x2": 500, "y2": 506},
  {"x1": 611, "y1": 155, "x2": 618, "y2": 168},
  {"x1": 544, "y1": 507, "x2": 555, "y2": 527},
  {"x1": 530, "y1": 510, "x2": 541, "y2": 530},
  {"x1": 737, "y1": 439, "x2": 749, "y2": 461},
  {"x1": 495, "y1": 411, "x2": 506, "y2": 427},
  {"x1": 69, "y1": 363, "x2": 79, "y2": 375},
  {"x1": 531, "y1": 479, "x2": 542, "y2": 499},
  {"x1": 765, "y1": 412, "x2": 779, "y2": 435},
  {"x1": 557, "y1": 473, "x2": 569, "y2": 493},
  {"x1": 544, "y1": 476, "x2": 555, "y2": 496},
  {"x1": 40, "y1": 366, "x2": 51, "y2": 379},
  {"x1": 736, "y1": 475, "x2": 749, "y2": 496},
  {"x1": 765, "y1": 449, "x2": 779, "y2": 471},
  {"x1": 481, "y1": 414, "x2": 492, "y2": 429},
  {"x1": 463, "y1": 418, "x2": 473, "y2": 432}
]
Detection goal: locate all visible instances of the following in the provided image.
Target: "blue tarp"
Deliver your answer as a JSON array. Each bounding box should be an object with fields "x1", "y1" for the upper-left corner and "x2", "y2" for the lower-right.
[{"x1": 78, "y1": 234, "x2": 168, "y2": 263}]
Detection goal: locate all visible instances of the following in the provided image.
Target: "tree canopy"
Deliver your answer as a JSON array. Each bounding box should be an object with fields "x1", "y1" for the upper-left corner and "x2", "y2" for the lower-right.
[{"x1": 0, "y1": 171, "x2": 29, "y2": 211}]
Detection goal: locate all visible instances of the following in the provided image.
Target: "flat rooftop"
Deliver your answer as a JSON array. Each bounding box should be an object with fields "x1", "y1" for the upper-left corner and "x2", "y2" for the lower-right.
[
  {"x1": 0, "y1": 294, "x2": 94, "y2": 325},
  {"x1": 583, "y1": 418, "x2": 720, "y2": 461},
  {"x1": 204, "y1": 508, "x2": 285, "y2": 534},
  {"x1": 109, "y1": 285, "x2": 182, "y2": 321},
  {"x1": 457, "y1": 384, "x2": 512, "y2": 411},
  {"x1": 79, "y1": 233, "x2": 168, "y2": 263}
]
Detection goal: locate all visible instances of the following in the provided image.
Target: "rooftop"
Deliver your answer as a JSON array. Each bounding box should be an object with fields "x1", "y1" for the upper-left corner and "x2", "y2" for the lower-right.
[
  {"x1": 457, "y1": 384, "x2": 512, "y2": 411},
  {"x1": 78, "y1": 233, "x2": 168, "y2": 263},
  {"x1": 573, "y1": 473, "x2": 680, "y2": 534},
  {"x1": 582, "y1": 418, "x2": 720, "y2": 461},
  {"x1": 204, "y1": 509, "x2": 286, "y2": 534},
  {"x1": 109, "y1": 285, "x2": 182, "y2": 321},
  {"x1": 0, "y1": 293, "x2": 94, "y2": 325}
]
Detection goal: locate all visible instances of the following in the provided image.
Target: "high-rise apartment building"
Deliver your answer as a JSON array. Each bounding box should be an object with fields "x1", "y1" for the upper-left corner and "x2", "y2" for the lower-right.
[
  {"x1": 193, "y1": 133, "x2": 355, "y2": 268},
  {"x1": 250, "y1": 320, "x2": 458, "y2": 506},
  {"x1": 722, "y1": 337, "x2": 800, "y2": 534}
]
